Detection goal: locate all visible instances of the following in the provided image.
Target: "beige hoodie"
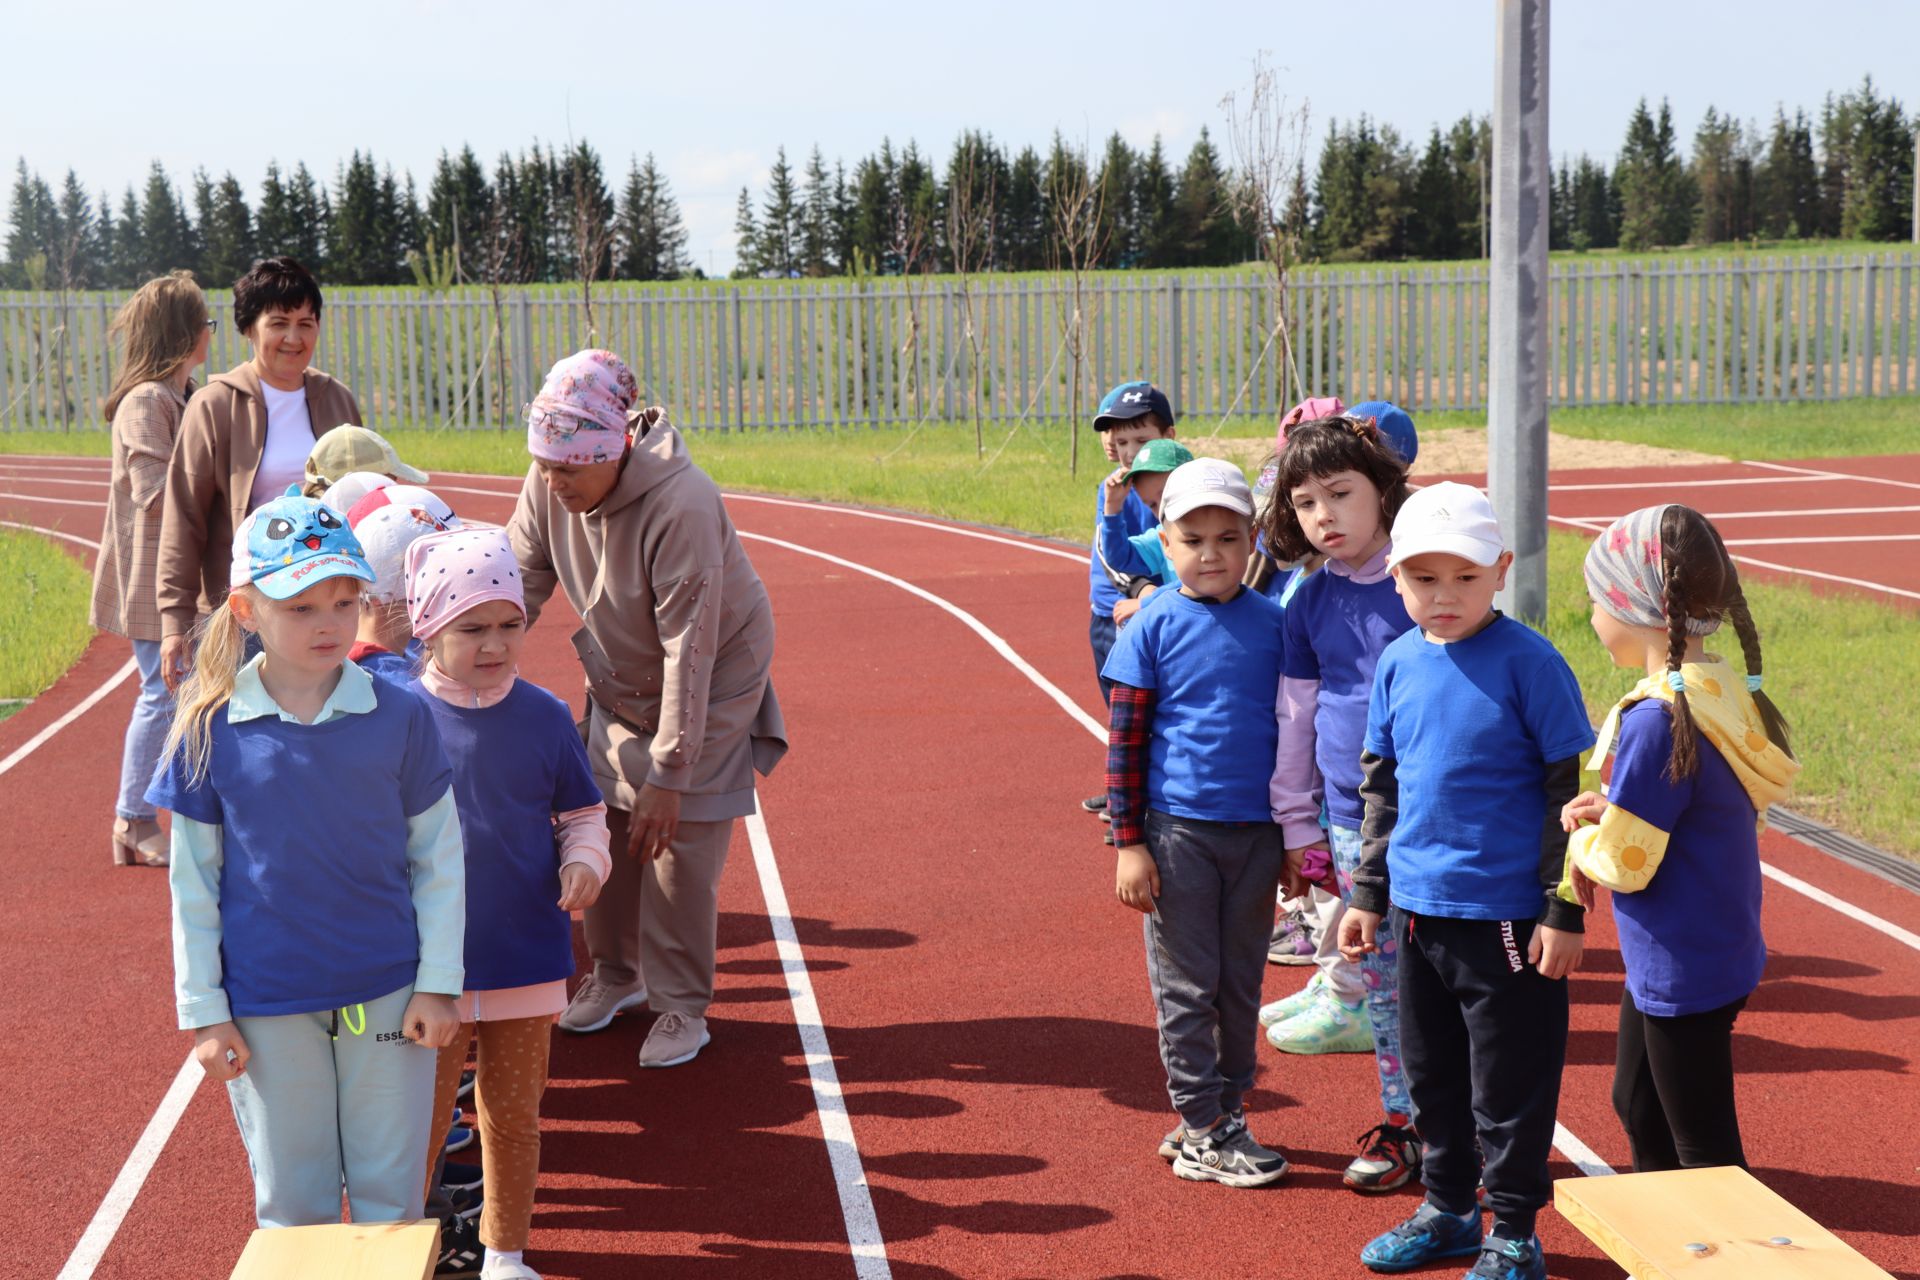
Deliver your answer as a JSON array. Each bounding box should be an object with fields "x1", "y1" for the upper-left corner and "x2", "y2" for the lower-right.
[{"x1": 508, "y1": 408, "x2": 787, "y2": 821}]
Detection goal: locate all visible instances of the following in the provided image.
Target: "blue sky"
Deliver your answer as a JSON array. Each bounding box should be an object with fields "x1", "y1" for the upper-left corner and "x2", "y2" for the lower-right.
[{"x1": 2, "y1": 0, "x2": 1914, "y2": 274}]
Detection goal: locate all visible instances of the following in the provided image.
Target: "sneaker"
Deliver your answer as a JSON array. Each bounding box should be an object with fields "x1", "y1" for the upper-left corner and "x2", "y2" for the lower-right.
[
  {"x1": 558, "y1": 976, "x2": 649, "y2": 1034},
  {"x1": 638, "y1": 1011, "x2": 711, "y2": 1068},
  {"x1": 480, "y1": 1258, "x2": 543, "y2": 1280},
  {"x1": 443, "y1": 1125, "x2": 475, "y2": 1155},
  {"x1": 456, "y1": 1068, "x2": 475, "y2": 1100},
  {"x1": 1157, "y1": 1123, "x2": 1184, "y2": 1163},
  {"x1": 1268, "y1": 908, "x2": 1317, "y2": 965},
  {"x1": 1344, "y1": 1118, "x2": 1422, "y2": 1193},
  {"x1": 1359, "y1": 1200, "x2": 1484, "y2": 1273},
  {"x1": 442, "y1": 1161, "x2": 483, "y2": 1192},
  {"x1": 1082, "y1": 794, "x2": 1108, "y2": 812},
  {"x1": 1466, "y1": 1235, "x2": 1546, "y2": 1280},
  {"x1": 1267, "y1": 994, "x2": 1373, "y2": 1054},
  {"x1": 448, "y1": 1183, "x2": 485, "y2": 1221},
  {"x1": 1258, "y1": 972, "x2": 1326, "y2": 1028},
  {"x1": 435, "y1": 1215, "x2": 484, "y2": 1278},
  {"x1": 1171, "y1": 1115, "x2": 1289, "y2": 1188}
]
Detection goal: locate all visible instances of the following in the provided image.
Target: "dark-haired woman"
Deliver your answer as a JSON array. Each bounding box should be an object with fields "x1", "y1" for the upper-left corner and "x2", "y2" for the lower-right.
[
  {"x1": 156, "y1": 256, "x2": 361, "y2": 688},
  {"x1": 92, "y1": 272, "x2": 212, "y2": 865}
]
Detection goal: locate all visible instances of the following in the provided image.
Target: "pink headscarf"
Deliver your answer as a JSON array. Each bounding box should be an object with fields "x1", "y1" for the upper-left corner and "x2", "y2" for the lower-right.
[
  {"x1": 1277, "y1": 396, "x2": 1346, "y2": 451},
  {"x1": 526, "y1": 349, "x2": 640, "y2": 465},
  {"x1": 405, "y1": 526, "x2": 525, "y2": 640}
]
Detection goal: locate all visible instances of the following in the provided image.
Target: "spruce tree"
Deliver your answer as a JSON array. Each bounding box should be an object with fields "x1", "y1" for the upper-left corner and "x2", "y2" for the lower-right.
[
  {"x1": 112, "y1": 186, "x2": 144, "y2": 286},
  {"x1": 1001, "y1": 145, "x2": 1046, "y2": 271},
  {"x1": 1616, "y1": 99, "x2": 1695, "y2": 249},
  {"x1": 53, "y1": 171, "x2": 97, "y2": 288},
  {"x1": 1691, "y1": 107, "x2": 1755, "y2": 244},
  {"x1": 198, "y1": 170, "x2": 255, "y2": 286},
  {"x1": 286, "y1": 162, "x2": 328, "y2": 271},
  {"x1": 797, "y1": 145, "x2": 835, "y2": 276},
  {"x1": 425, "y1": 145, "x2": 492, "y2": 275},
  {"x1": 327, "y1": 151, "x2": 382, "y2": 283},
  {"x1": 1756, "y1": 108, "x2": 1821, "y2": 238},
  {"x1": 256, "y1": 161, "x2": 293, "y2": 259},
  {"x1": 733, "y1": 186, "x2": 762, "y2": 277},
  {"x1": 758, "y1": 147, "x2": 799, "y2": 277},
  {"x1": 94, "y1": 191, "x2": 119, "y2": 287},
  {"x1": 1407, "y1": 128, "x2": 1462, "y2": 259},
  {"x1": 614, "y1": 153, "x2": 688, "y2": 281},
  {"x1": 1095, "y1": 132, "x2": 1139, "y2": 267},
  {"x1": 1133, "y1": 136, "x2": 1176, "y2": 267},
  {"x1": 4, "y1": 160, "x2": 57, "y2": 287},
  {"x1": 138, "y1": 162, "x2": 195, "y2": 279}
]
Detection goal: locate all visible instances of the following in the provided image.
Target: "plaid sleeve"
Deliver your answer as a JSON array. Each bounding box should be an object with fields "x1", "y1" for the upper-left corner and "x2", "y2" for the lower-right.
[{"x1": 1106, "y1": 683, "x2": 1155, "y2": 847}]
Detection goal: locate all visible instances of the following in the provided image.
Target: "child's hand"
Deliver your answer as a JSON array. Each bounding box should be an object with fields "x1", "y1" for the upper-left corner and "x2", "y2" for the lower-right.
[
  {"x1": 557, "y1": 862, "x2": 602, "y2": 912},
  {"x1": 1568, "y1": 863, "x2": 1598, "y2": 912},
  {"x1": 1561, "y1": 790, "x2": 1607, "y2": 832},
  {"x1": 1528, "y1": 923, "x2": 1584, "y2": 980},
  {"x1": 402, "y1": 992, "x2": 463, "y2": 1049},
  {"x1": 191, "y1": 1022, "x2": 250, "y2": 1082},
  {"x1": 1338, "y1": 907, "x2": 1382, "y2": 962},
  {"x1": 1102, "y1": 466, "x2": 1132, "y2": 516},
  {"x1": 1111, "y1": 598, "x2": 1142, "y2": 625},
  {"x1": 1115, "y1": 844, "x2": 1159, "y2": 913}
]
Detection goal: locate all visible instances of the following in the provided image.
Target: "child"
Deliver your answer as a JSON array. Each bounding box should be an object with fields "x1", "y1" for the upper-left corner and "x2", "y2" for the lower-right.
[
  {"x1": 1261, "y1": 415, "x2": 1422, "y2": 1196},
  {"x1": 147, "y1": 489, "x2": 466, "y2": 1229},
  {"x1": 1563, "y1": 505, "x2": 1798, "y2": 1174},
  {"x1": 1339, "y1": 482, "x2": 1594, "y2": 1280},
  {"x1": 322, "y1": 468, "x2": 397, "y2": 519},
  {"x1": 1097, "y1": 437, "x2": 1195, "y2": 601},
  {"x1": 1103, "y1": 457, "x2": 1300, "y2": 1187},
  {"x1": 303, "y1": 422, "x2": 431, "y2": 497},
  {"x1": 407, "y1": 526, "x2": 613, "y2": 1280},
  {"x1": 344, "y1": 483, "x2": 461, "y2": 684},
  {"x1": 1082, "y1": 381, "x2": 1178, "y2": 819}
]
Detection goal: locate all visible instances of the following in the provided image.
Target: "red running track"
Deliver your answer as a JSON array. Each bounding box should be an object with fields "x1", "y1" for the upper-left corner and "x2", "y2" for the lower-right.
[{"x1": 2, "y1": 455, "x2": 1917, "y2": 1280}]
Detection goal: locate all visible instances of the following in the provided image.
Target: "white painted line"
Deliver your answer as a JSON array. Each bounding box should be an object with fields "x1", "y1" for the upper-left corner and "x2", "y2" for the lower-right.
[
  {"x1": 1744, "y1": 459, "x2": 1920, "y2": 494},
  {"x1": 1761, "y1": 864, "x2": 1920, "y2": 953},
  {"x1": 745, "y1": 796, "x2": 892, "y2": 1280},
  {"x1": 0, "y1": 518, "x2": 94, "y2": 548},
  {"x1": 54, "y1": 1054, "x2": 201, "y2": 1280},
  {"x1": 0, "y1": 474, "x2": 117, "y2": 488},
  {"x1": 1582, "y1": 504, "x2": 1920, "y2": 522},
  {"x1": 1552, "y1": 1122, "x2": 1616, "y2": 1178},
  {"x1": 1549, "y1": 515, "x2": 1920, "y2": 602},
  {"x1": 730, "y1": 492, "x2": 1087, "y2": 563},
  {"x1": 0, "y1": 658, "x2": 138, "y2": 779},
  {"x1": 1724, "y1": 534, "x2": 1920, "y2": 546},
  {"x1": 1546, "y1": 474, "x2": 1826, "y2": 493},
  {"x1": 0, "y1": 490, "x2": 107, "y2": 508}
]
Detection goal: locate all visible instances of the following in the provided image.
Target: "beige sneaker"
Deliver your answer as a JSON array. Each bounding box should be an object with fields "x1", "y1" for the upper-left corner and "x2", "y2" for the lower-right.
[
  {"x1": 638, "y1": 1011, "x2": 711, "y2": 1068},
  {"x1": 558, "y1": 976, "x2": 648, "y2": 1034}
]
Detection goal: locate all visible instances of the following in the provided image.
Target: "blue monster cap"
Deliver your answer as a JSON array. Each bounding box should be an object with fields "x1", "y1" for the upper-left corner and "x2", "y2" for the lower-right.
[
  {"x1": 229, "y1": 486, "x2": 375, "y2": 601},
  {"x1": 1347, "y1": 400, "x2": 1418, "y2": 466},
  {"x1": 1094, "y1": 380, "x2": 1175, "y2": 430}
]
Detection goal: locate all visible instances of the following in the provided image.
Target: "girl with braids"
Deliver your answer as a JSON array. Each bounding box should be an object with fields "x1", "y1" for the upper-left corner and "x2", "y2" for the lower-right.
[{"x1": 1562, "y1": 504, "x2": 1799, "y2": 1173}]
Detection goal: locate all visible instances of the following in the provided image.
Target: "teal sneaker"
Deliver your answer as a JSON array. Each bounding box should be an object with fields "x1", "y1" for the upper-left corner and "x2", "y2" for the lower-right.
[
  {"x1": 1266, "y1": 992, "x2": 1373, "y2": 1054},
  {"x1": 1360, "y1": 1200, "x2": 1484, "y2": 1273},
  {"x1": 1258, "y1": 972, "x2": 1325, "y2": 1028},
  {"x1": 1465, "y1": 1234, "x2": 1546, "y2": 1280}
]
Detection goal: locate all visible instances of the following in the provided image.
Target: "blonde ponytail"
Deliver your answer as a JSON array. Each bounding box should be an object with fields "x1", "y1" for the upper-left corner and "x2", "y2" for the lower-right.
[{"x1": 161, "y1": 593, "x2": 253, "y2": 788}]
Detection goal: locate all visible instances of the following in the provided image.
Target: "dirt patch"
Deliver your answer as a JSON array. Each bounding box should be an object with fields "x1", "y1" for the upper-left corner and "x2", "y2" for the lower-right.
[{"x1": 1185, "y1": 427, "x2": 1728, "y2": 476}]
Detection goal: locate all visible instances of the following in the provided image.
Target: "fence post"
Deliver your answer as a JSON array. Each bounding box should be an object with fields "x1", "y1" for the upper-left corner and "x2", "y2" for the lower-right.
[
  {"x1": 1168, "y1": 278, "x2": 1183, "y2": 413},
  {"x1": 1863, "y1": 254, "x2": 1878, "y2": 393}
]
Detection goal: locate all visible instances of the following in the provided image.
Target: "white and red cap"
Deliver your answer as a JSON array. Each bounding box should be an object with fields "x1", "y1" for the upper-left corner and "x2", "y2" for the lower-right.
[{"x1": 345, "y1": 485, "x2": 461, "y2": 603}]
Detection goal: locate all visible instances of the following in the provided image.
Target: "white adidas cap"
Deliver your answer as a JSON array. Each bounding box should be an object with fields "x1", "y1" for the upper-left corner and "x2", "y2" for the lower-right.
[
  {"x1": 1387, "y1": 481, "x2": 1506, "y2": 569},
  {"x1": 1159, "y1": 458, "x2": 1254, "y2": 524}
]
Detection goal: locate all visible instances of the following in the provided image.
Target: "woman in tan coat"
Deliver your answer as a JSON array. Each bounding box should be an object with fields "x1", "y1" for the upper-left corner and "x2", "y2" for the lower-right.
[
  {"x1": 91, "y1": 272, "x2": 213, "y2": 866},
  {"x1": 508, "y1": 349, "x2": 786, "y2": 1070}
]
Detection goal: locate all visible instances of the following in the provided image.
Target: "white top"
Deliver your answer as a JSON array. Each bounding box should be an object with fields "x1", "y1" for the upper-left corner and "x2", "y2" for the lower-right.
[{"x1": 248, "y1": 382, "x2": 315, "y2": 511}]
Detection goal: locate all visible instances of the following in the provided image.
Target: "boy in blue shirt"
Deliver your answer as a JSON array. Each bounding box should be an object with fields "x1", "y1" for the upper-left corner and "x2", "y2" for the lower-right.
[
  {"x1": 1103, "y1": 458, "x2": 1301, "y2": 1188},
  {"x1": 1096, "y1": 436, "x2": 1194, "y2": 590},
  {"x1": 1340, "y1": 482, "x2": 1593, "y2": 1280}
]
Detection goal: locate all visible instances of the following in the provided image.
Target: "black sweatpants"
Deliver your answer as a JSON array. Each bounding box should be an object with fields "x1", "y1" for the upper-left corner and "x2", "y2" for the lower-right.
[
  {"x1": 1394, "y1": 909, "x2": 1570, "y2": 1242},
  {"x1": 1612, "y1": 989, "x2": 1749, "y2": 1173}
]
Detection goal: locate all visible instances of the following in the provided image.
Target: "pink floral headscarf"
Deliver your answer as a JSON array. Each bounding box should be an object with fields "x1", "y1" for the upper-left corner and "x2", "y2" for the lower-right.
[
  {"x1": 1583, "y1": 505, "x2": 1721, "y2": 636},
  {"x1": 526, "y1": 349, "x2": 640, "y2": 465}
]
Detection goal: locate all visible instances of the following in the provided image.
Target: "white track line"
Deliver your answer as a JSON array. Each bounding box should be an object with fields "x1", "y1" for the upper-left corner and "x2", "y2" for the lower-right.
[
  {"x1": 1724, "y1": 534, "x2": 1920, "y2": 546},
  {"x1": 746, "y1": 796, "x2": 892, "y2": 1279},
  {"x1": 1548, "y1": 515, "x2": 1920, "y2": 601},
  {"x1": 1761, "y1": 864, "x2": 1920, "y2": 951},
  {"x1": 0, "y1": 490, "x2": 107, "y2": 508},
  {"x1": 1745, "y1": 459, "x2": 1920, "y2": 493},
  {"x1": 54, "y1": 1055, "x2": 201, "y2": 1280},
  {"x1": 729, "y1": 492, "x2": 1086, "y2": 564},
  {"x1": 1576, "y1": 504, "x2": 1920, "y2": 522},
  {"x1": 0, "y1": 518, "x2": 93, "y2": 548},
  {"x1": 1546, "y1": 474, "x2": 1827, "y2": 492},
  {"x1": 0, "y1": 658, "x2": 136, "y2": 779},
  {"x1": 1551, "y1": 1123, "x2": 1616, "y2": 1179}
]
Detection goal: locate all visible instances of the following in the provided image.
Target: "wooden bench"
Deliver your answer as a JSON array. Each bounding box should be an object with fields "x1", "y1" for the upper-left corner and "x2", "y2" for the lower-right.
[
  {"x1": 228, "y1": 1220, "x2": 440, "y2": 1279},
  {"x1": 1554, "y1": 1166, "x2": 1892, "y2": 1279}
]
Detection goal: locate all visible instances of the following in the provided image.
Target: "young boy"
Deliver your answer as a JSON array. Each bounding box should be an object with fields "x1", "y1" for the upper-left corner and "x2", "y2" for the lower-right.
[
  {"x1": 342, "y1": 483, "x2": 459, "y2": 684},
  {"x1": 1096, "y1": 437, "x2": 1194, "y2": 598},
  {"x1": 1103, "y1": 457, "x2": 1301, "y2": 1187},
  {"x1": 1339, "y1": 482, "x2": 1594, "y2": 1280}
]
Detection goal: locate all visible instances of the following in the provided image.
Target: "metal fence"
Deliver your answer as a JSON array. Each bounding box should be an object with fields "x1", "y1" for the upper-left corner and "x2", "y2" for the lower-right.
[{"x1": 6, "y1": 253, "x2": 1920, "y2": 433}]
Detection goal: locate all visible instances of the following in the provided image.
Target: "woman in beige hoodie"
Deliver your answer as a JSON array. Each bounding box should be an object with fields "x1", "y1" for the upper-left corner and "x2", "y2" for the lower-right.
[{"x1": 507, "y1": 349, "x2": 787, "y2": 1070}]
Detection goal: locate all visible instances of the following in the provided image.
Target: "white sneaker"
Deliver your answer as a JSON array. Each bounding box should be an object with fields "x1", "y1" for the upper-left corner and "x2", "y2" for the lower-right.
[
  {"x1": 558, "y1": 976, "x2": 648, "y2": 1034},
  {"x1": 1258, "y1": 971, "x2": 1326, "y2": 1027},
  {"x1": 638, "y1": 1011, "x2": 711, "y2": 1068},
  {"x1": 479, "y1": 1258, "x2": 543, "y2": 1280}
]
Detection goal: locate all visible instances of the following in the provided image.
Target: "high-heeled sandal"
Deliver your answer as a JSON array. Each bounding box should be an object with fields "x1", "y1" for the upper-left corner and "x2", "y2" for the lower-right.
[{"x1": 112, "y1": 817, "x2": 169, "y2": 867}]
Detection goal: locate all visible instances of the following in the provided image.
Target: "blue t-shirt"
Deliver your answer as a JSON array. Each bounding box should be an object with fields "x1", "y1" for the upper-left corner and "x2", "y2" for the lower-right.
[
  {"x1": 146, "y1": 684, "x2": 454, "y2": 1018},
  {"x1": 412, "y1": 678, "x2": 606, "y2": 991},
  {"x1": 1089, "y1": 484, "x2": 1154, "y2": 613},
  {"x1": 1282, "y1": 570, "x2": 1415, "y2": 829},
  {"x1": 1101, "y1": 587, "x2": 1286, "y2": 823},
  {"x1": 1363, "y1": 616, "x2": 1595, "y2": 920},
  {"x1": 1607, "y1": 700, "x2": 1766, "y2": 1016},
  {"x1": 351, "y1": 642, "x2": 424, "y2": 686}
]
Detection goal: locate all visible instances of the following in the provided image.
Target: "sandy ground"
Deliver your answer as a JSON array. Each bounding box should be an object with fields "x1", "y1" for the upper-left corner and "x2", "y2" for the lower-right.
[{"x1": 1185, "y1": 427, "x2": 1729, "y2": 476}]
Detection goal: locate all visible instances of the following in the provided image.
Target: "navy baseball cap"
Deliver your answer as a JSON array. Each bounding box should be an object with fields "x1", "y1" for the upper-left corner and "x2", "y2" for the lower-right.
[
  {"x1": 1347, "y1": 400, "x2": 1418, "y2": 466},
  {"x1": 1094, "y1": 380, "x2": 1175, "y2": 431}
]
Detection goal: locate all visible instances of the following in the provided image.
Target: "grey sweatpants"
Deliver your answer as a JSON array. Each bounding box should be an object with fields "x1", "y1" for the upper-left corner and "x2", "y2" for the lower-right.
[
  {"x1": 1142, "y1": 810, "x2": 1286, "y2": 1131},
  {"x1": 227, "y1": 985, "x2": 438, "y2": 1228}
]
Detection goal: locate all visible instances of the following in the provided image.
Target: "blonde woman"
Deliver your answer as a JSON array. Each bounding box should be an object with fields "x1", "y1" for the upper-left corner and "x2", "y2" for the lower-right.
[{"x1": 91, "y1": 271, "x2": 213, "y2": 866}]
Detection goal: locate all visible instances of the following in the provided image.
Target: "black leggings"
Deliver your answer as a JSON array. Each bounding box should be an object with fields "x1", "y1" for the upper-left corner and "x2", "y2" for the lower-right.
[{"x1": 1612, "y1": 988, "x2": 1749, "y2": 1172}]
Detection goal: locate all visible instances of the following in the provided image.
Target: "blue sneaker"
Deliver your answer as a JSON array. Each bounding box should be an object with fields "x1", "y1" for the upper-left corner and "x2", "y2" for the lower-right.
[
  {"x1": 1360, "y1": 1200, "x2": 1484, "y2": 1273},
  {"x1": 1465, "y1": 1235, "x2": 1546, "y2": 1280}
]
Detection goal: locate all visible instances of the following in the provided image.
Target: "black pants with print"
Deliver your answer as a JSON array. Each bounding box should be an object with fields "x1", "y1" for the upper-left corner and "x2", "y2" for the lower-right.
[
  {"x1": 1394, "y1": 909, "x2": 1570, "y2": 1242},
  {"x1": 1612, "y1": 989, "x2": 1749, "y2": 1172}
]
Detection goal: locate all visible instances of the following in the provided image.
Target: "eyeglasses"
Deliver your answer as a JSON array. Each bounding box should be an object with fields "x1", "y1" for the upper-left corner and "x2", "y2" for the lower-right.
[{"x1": 207, "y1": 318, "x2": 220, "y2": 333}]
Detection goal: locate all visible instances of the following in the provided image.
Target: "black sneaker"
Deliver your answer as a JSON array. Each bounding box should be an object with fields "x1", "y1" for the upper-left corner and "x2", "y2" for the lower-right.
[
  {"x1": 1171, "y1": 1114, "x2": 1289, "y2": 1188},
  {"x1": 435, "y1": 1215, "x2": 483, "y2": 1278},
  {"x1": 1081, "y1": 794, "x2": 1108, "y2": 813},
  {"x1": 441, "y1": 1161, "x2": 483, "y2": 1192},
  {"x1": 1344, "y1": 1120, "x2": 1422, "y2": 1193},
  {"x1": 448, "y1": 1182, "x2": 484, "y2": 1221},
  {"x1": 456, "y1": 1068, "x2": 475, "y2": 1101}
]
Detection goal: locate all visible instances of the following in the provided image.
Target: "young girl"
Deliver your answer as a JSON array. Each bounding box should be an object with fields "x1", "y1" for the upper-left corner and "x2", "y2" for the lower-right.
[
  {"x1": 407, "y1": 526, "x2": 612, "y2": 1280},
  {"x1": 1260, "y1": 415, "x2": 1421, "y2": 1193},
  {"x1": 1564, "y1": 504, "x2": 1799, "y2": 1172},
  {"x1": 148, "y1": 489, "x2": 466, "y2": 1228}
]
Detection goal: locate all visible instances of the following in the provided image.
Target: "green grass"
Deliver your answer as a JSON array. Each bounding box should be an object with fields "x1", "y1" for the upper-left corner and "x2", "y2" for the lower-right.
[{"x1": 0, "y1": 529, "x2": 94, "y2": 724}]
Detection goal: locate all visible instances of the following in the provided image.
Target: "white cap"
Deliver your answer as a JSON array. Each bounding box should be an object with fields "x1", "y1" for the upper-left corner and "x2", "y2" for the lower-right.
[
  {"x1": 1387, "y1": 481, "x2": 1506, "y2": 569},
  {"x1": 1159, "y1": 458, "x2": 1254, "y2": 524},
  {"x1": 345, "y1": 484, "x2": 462, "y2": 602},
  {"x1": 320, "y1": 470, "x2": 395, "y2": 517}
]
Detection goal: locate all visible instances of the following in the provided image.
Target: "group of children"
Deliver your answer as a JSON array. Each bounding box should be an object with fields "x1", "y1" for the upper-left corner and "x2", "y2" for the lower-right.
[
  {"x1": 1084, "y1": 382, "x2": 1799, "y2": 1279},
  {"x1": 153, "y1": 425, "x2": 607, "y2": 1279}
]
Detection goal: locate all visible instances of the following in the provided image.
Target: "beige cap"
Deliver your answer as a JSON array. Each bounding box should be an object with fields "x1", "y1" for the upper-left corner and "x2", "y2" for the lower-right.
[{"x1": 303, "y1": 424, "x2": 429, "y2": 495}]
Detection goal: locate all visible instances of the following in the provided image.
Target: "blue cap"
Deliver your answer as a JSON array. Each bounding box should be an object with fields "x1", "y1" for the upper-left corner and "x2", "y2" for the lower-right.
[
  {"x1": 1094, "y1": 380, "x2": 1175, "y2": 430},
  {"x1": 229, "y1": 486, "x2": 375, "y2": 601},
  {"x1": 1347, "y1": 400, "x2": 1418, "y2": 465}
]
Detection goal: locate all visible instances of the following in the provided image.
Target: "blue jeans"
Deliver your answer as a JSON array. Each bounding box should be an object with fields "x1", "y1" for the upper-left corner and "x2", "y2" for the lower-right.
[
  {"x1": 1089, "y1": 609, "x2": 1118, "y2": 705},
  {"x1": 1330, "y1": 823, "x2": 1412, "y2": 1119},
  {"x1": 116, "y1": 639, "x2": 172, "y2": 821}
]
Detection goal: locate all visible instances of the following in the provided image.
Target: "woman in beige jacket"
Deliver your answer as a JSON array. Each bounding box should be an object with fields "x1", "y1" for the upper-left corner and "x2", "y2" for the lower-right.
[
  {"x1": 91, "y1": 272, "x2": 213, "y2": 866},
  {"x1": 508, "y1": 349, "x2": 787, "y2": 1070}
]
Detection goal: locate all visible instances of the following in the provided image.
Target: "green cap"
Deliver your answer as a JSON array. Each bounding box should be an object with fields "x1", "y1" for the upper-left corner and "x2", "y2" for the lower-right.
[{"x1": 1127, "y1": 438, "x2": 1195, "y2": 478}]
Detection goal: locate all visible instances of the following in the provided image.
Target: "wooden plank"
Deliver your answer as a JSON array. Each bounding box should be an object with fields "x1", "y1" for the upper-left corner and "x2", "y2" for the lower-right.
[
  {"x1": 1554, "y1": 1167, "x2": 1892, "y2": 1280},
  {"x1": 229, "y1": 1220, "x2": 439, "y2": 1280}
]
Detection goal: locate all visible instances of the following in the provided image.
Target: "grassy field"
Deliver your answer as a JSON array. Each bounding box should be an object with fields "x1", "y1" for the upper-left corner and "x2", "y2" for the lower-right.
[{"x1": 0, "y1": 529, "x2": 95, "y2": 724}]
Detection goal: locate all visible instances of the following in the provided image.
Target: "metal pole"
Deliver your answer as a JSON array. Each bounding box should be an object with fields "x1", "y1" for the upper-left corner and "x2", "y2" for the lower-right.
[
  {"x1": 1911, "y1": 132, "x2": 1917, "y2": 244},
  {"x1": 1489, "y1": 0, "x2": 1551, "y2": 620}
]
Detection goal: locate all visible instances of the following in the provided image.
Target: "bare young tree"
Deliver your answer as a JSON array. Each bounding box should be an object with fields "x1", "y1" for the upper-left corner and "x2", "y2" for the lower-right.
[
  {"x1": 1221, "y1": 52, "x2": 1313, "y2": 418},
  {"x1": 572, "y1": 170, "x2": 617, "y2": 345},
  {"x1": 1046, "y1": 138, "x2": 1108, "y2": 476},
  {"x1": 945, "y1": 137, "x2": 998, "y2": 456},
  {"x1": 889, "y1": 193, "x2": 935, "y2": 422},
  {"x1": 479, "y1": 201, "x2": 526, "y2": 429}
]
